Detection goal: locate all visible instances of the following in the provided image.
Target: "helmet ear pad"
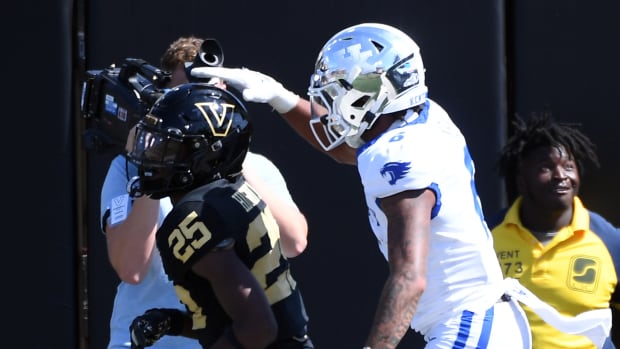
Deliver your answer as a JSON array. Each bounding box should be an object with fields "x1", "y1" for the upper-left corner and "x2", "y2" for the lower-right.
[
  {"x1": 172, "y1": 170, "x2": 194, "y2": 189},
  {"x1": 187, "y1": 131, "x2": 250, "y2": 184}
]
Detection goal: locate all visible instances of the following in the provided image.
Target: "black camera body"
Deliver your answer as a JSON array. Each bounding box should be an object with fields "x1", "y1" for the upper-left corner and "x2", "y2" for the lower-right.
[
  {"x1": 81, "y1": 38, "x2": 224, "y2": 155},
  {"x1": 81, "y1": 58, "x2": 170, "y2": 154}
]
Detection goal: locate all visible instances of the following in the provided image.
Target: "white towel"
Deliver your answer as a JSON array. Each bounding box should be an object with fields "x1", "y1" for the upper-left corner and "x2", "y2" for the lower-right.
[{"x1": 503, "y1": 277, "x2": 612, "y2": 349}]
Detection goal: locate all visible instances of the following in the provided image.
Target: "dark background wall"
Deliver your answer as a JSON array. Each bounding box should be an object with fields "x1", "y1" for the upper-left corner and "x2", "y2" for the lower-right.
[
  {"x1": 7, "y1": 0, "x2": 618, "y2": 348},
  {"x1": 507, "y1": 1, "x2": 620, "y2": 220},
  {"x1": 6, "y1": 0, "x2": 80, "y2": 348}
]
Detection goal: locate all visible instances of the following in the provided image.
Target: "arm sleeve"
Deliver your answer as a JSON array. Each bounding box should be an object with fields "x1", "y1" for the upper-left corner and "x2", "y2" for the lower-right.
[{"x1": 243, "y1": 152, "x2": 297, "y2": 207}]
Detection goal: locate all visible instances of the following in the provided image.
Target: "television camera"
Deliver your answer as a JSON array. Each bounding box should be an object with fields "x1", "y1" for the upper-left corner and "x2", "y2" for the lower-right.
[{"x1": 80, "y1": 38, "x2": 224, "y2": 154}]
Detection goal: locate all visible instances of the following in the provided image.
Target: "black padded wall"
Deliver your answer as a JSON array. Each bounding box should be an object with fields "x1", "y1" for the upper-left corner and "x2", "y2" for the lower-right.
[
  {"x1": 82, "y1": 1, "x2": 505, "y2": 348},
  {"x1": 508, "y1": 0, "x2": 620, "y2": 225},
  {"x1": 6, "y1": 0, "x2": 79, "y2": 348}
]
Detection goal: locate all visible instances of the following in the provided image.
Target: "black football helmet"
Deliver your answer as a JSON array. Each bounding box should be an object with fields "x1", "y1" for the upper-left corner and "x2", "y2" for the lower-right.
[{"x1": 127, "y1": 83, "x2": 252, "y2": 199}]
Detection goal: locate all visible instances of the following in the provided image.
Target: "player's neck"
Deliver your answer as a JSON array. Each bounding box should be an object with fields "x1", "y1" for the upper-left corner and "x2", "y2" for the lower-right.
[{"x1": 362, "y1": 113, "x2": 405, "y2": 142}]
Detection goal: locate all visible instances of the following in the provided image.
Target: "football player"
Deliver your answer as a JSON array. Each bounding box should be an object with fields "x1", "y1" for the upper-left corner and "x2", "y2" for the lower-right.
[
  {"x1": 100, "y1": 36, "x2": 309, "y2": 349},
  {"x1": 191, "y1": 23, "x2": 530, "y2": 348},
  {"x1": 126, "y1": 83, "x2": 313, "y2": 349},
  {"x1": 192, "y1": 22, "x2": 613, "y2": 349}
]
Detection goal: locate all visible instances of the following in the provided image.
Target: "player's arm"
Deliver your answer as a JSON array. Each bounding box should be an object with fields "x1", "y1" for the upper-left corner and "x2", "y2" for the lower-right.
[
  {"x1": 242, "y1": 163, "x2": 308, "y2": 258},
  {"x1": 191, "y1": 66, "x2": 357, "y2": 164},
  {"x1": 192, "y1": 242, "x2": 278, "y2": 349},
  {"x1": 365, "y1": 188, "x2": 432, "y2": 349},
  {"x1": 281, "y1": 98, "x2": 357, "y2": 164}
]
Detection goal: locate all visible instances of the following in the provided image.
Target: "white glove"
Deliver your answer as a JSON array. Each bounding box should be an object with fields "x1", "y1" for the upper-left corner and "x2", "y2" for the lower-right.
[{"x1": 191, "y1": 67, "x2": 299, "y2": 114}]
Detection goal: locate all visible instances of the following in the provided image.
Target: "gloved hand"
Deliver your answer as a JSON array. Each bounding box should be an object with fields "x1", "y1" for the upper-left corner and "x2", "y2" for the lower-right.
[
  {"x1": 129, "y1": 308, "x2": 185, "y2": 348},
  {"x1": 191, "y1": 67, "x2": 299, "y2": 114}
]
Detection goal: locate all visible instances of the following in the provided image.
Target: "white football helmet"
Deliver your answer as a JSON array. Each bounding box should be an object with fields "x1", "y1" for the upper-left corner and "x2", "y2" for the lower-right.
[{"x1": 308, "y1": 23, "x2": 428, "y2": 150}]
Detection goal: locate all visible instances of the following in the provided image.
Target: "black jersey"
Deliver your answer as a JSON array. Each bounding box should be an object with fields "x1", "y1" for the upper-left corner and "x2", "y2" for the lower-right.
[{"x1": 157, "y1": 177, "x2": 309, "y2": 347}]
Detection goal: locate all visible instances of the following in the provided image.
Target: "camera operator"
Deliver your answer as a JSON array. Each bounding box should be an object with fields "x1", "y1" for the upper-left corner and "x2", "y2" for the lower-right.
[{"x1": 99, "y1": 36, "x2": 311, "y2": 349}]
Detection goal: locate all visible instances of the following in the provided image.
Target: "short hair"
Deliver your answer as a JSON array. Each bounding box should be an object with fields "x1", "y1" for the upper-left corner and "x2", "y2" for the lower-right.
[
  {"x1": 160, "y1": 36, "x2": 204, "y2": 72},
  {"x1": 497, "y1": 112, "x2": 599, "y2": 201}
]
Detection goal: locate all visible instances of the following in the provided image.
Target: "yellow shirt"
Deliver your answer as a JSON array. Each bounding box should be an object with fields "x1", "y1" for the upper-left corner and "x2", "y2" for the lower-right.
[{"x1": 490, "y1": 197, "x2": 619, "y2": 349}]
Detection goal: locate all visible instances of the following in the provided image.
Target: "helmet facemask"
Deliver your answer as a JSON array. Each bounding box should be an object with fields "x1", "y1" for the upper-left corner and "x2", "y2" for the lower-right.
[
  {"x1": 308, "y1": 71, "x2": 389, "y2": 150},
  {"x1": 309, "y1": 78, "x2": 356, "y2": 151},
  {"x1": 127, "y1": 121, "x2": 211, "y2": 199}
]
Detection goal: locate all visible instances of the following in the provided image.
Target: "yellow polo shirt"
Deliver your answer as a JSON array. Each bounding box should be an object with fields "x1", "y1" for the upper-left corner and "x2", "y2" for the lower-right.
[{"x1": 490, "y1": 197, "x2": 619, "y2": 349}]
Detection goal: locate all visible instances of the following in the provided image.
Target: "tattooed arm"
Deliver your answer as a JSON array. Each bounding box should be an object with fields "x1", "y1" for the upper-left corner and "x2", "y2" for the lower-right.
[{"x1": 364, "y1": 188, "x2": 433, "y2": 349}]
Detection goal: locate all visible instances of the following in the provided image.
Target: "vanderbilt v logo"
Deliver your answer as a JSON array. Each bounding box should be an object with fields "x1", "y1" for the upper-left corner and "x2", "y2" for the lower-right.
[{"x1": 195, "y1": 102, "x2": 235, "y2": 136}]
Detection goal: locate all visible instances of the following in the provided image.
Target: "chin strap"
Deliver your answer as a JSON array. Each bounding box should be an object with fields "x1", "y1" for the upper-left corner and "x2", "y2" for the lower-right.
[
  {"x1": 503, "y1": 278, "x2": 611, "y2": 349},
  {"x1": 345, "y1": 85, "x2": 391, "y2": 149}
]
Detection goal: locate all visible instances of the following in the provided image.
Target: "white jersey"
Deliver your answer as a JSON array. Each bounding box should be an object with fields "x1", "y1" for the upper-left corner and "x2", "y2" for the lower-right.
[
  {"x1": 356, "y1": 99, "x2": 505, "y2": 335},
  {"x1": 100, "y1": 151, "x2": 296, "y2": 349}
]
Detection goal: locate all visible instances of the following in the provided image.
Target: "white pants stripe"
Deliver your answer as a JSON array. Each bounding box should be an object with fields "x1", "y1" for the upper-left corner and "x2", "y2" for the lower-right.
[{"x1": 423, "y1": 299, "x2": 531, "y2": 349}]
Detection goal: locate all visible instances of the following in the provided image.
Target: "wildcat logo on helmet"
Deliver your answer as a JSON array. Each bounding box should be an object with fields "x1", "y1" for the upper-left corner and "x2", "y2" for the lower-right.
[{"x1": 195, "y1": 102, "x2": 235, "y2": 137}]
